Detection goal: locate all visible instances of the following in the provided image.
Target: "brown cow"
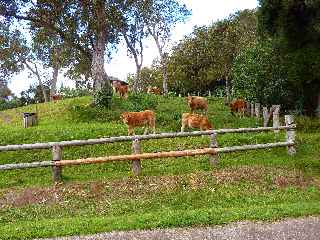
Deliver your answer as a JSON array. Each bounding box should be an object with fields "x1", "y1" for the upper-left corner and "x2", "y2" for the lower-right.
[
  {"x1": 116, "y1": 85, "x2": 129, "y2": 99},
  {"x1": 147, "y1": 86, "x2": 162, "y2": 95},
  {"x1": 230, "y1": 99, "x2": 246, "y2": 117},
  {"x1": 51, "y1": 94, "x2": 62, "y2": 101},
  {"x1": 121, "y1": 110, "x2": 156, "y2": 135},
  {"x1": 186, "y1": 96, "x2": 208, "y2": 114},
  {"x1": 181, "y1": 113, "x2": 213, "y2": 132}
]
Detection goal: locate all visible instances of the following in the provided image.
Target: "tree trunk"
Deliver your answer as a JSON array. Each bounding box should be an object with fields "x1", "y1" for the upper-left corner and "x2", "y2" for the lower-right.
[
  {"x1": 224, "y1": 76, "x2": 230, "y2": 105},
  {"x1": 151, "y1": 30, "x2": 168, "y2": 96},
  {"x1": 50, "y1": 65, "x2": 59, "y2": 97},
  {"x1": 123, "y1": 32, "x2": 143, "y2": 93},
  {"x1": 134, "y1": 65, "x2": 142, "y2": 92},
  {"x1": 91, "y1": 1, "x2": 111, "y2": 93},
  {"x1": 50, "y1": 47, "x2": 61, "y2": 98},
  {"x1": 91, "y1": 33, "x2": 111, "y2": 92},
  {"x1": 25, "y1": 62, "x2": 50, "y2": 102},
  {"x1": 161, "y1": 58, "x2": 168, "y2": 96}
]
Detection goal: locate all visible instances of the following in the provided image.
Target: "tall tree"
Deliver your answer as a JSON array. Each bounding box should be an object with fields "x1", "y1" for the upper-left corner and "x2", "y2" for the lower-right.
[
  {"x1": 258, "y1": 0, "x2": 320, "y2": 116},
  {"x1": 142, "y1": 0, "x2": 191, "y2": 96},
  {"x1": 0, "y1": 0, "x2": 120, "y2": 95},
  {"x1": 118, "y1": 0, "x2": 148, "y2": 93},
  {"x1": 166, "y1": 10, "x2": 257, "y2": 97}
]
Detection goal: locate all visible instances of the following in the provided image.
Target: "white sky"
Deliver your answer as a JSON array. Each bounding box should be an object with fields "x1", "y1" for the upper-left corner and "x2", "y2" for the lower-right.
[{"x1": 9, "y1": 0, "x2": 258, "y2": 95}]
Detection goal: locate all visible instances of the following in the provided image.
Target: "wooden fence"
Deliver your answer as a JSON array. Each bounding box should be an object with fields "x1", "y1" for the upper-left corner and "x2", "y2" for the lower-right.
[{"x1": 0, "y1": 115, "x2": 296, "y2": 183}]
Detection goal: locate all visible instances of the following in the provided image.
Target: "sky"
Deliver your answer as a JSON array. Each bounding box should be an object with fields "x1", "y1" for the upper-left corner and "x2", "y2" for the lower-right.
[{"x1": 9, "y1": 0, "x2": 258, "y2": 96}]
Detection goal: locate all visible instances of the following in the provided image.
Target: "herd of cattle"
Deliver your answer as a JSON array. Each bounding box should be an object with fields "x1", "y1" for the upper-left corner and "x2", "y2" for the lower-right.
[
  {"x1": 54, "y1": 80, "x2": 246, "y2": 135},
  {"x1": 120, "y1": 92, "x2": 247, "y2": 135}
]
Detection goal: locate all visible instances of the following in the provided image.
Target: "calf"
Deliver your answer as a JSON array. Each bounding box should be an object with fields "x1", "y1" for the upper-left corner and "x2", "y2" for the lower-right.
[
  {"x1": 51, "y1": 94, "x2": 62, "y2": 101},
  {"x1": 181, "y1": 113, "x2": 213, "y2": 132},
  {"x1": 116, "y1": 85, "x2": 129, "y2": 99},
  {"x1": 186, "y1": 96, "x2": 208, "y2": 114},
  {"x1": 230, "y1": 99, "x2": 246, "y2": 117},
  {"x1": 147, "y1": 86, "x2": 162, "y2": 95},
  {"x1": 121, "y1": 110, "x2": 156, "y2": 135}
]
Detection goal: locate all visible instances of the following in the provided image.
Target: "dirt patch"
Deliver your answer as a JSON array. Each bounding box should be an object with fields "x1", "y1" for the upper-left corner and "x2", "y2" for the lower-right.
[
  {"x1": 0, "y1": 166, "x2": 317, "y2": 208},
  {"x1": 214, "y1": 166, "x2": 265, "y2": 184}
]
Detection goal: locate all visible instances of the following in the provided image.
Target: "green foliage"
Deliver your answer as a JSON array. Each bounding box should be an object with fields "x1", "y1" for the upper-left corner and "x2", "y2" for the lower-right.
[
  {"x1": 164, "y1": 9, "x2": 257, "y2": 95},
  {"x1": 232, "y1": 39, "x2": 320, "y2": 113},
  {"x1": 295, "y1": 117, "x2": 320, "y2": 133},
  {"x1": 257, "y1": 0, "x2": 320, "y2": 115},
  {"x1": 59, "y1": 86, "x2": 91, "y2": 99},
  {"x1": 0, "y1": 22, "x2": 28, "y2": 84},
  {"x1": 232, "y1": 40, "x2": 290, "y2": 105},
  {"x1": 93, "y1": 85, "x2": 114, "y2": 108},
  {"x1": 0, "y1": 97, "x2": 23, "y2": 111},
  {"x1": 258, "y1": 0, "x2": 320, "y2": 49}
]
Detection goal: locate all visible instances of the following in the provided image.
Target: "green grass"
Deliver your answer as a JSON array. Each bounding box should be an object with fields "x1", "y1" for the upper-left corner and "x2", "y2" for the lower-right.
[{"x1": 0, "y1": 95, "x2": 319, "y2": 239}]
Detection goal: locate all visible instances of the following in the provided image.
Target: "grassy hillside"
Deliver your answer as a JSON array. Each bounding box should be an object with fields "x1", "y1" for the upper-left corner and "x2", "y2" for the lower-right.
[{"x1": 0, "y1": 94, "x2": 319, "y2": 239}]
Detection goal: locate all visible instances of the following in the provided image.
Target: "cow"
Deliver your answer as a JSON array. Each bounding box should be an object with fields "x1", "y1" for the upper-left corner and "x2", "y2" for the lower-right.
[
  {"x1": 115, "y1": 85, "x2": 129, "y2": 99},
  {"x1": 51, "y1": 94, "x2": 62, "y2": 101},
  {"x1": 147, "y1": 86, "x2": 162, "y2": 95},
  {"x1": 229, "y1": 99, "x2": 246, "y2": 117},
  {"x1": 120, "y1": 110, "x2": 156, "y2": 135},
  {"x1": 181, "y1": 113, "x2": 213, "y2": 132},
  {"x1": 112, "y1": 81, "x2": 122, "y2": 94},
  {"x1": 186, "y1": 96, "x2": 208, "y2": 114}
]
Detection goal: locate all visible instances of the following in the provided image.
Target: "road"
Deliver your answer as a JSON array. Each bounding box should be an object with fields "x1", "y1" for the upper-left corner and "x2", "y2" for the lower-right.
[{"x1": 38, "y1": 216, "x2": 320, "y2": 240}]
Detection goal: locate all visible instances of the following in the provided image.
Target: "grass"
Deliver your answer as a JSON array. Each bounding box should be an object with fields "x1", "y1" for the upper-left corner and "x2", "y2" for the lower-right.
[{"x1": 0, "y1": 94, "x2": 319, "y2": 239}]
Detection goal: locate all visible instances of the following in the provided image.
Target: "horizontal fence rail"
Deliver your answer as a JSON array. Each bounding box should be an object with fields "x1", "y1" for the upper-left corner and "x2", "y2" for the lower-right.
[
  {"x1": 0, "y1": 142, "x2": 294, "y2": 170},
  {"x1": 0, "y1": 125, "x2": 295, "y2": 152},
  {"x1": 0, "y1": 115, "x2": 296, "y2": 183}
]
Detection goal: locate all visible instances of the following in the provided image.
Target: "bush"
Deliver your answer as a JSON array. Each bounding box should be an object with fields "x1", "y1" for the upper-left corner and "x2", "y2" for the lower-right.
[
  {"x1": 0, "y1": 97, "x2": 23, "y2": 111},
  {"x1": 59, "y1": 87, "x2": 91, "y2": 99},
  {"x1": 295, "y1": 117, "x2": 320, "y2": 133},
  {"x1": 93, "y1": 85, "x2": 113, "y2": 108}
]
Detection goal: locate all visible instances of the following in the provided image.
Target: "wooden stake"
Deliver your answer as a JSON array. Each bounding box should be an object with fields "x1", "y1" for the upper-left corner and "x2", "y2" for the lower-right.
[
  {"x1": 52, "y1": 145, "x2": 62, "y2": 182},
  {"x1": 255, "y1": 103, "x2": 261, "y2": 119},
  {"x1": 246, "y1": 102, "x2": 251, "y2": 116},
  {"x1": 250, "y1": 103, "x2": 255, "y2": 117},
  {"x1": 273, "y1": 105, "x2": 280, "y2": 133},
  {"x1": 209, "y1": 133, "x2": 219, "y2": 166},
  {"x1": 131, "y1": 138, "x2": 142, "y2": 175},
  {"x1": 285, "y1": 115, "x2": 296, "y2": 156}
]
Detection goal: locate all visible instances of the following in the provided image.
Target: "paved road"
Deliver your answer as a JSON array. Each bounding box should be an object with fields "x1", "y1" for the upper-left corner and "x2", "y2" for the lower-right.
[{"x1": 39, "y1": 216, "x2": 320, "y2": 240}]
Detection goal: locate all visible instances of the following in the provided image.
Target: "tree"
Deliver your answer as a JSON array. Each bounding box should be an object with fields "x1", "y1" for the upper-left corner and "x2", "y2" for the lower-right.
[
  {"x1": 258, "y1": 0, "x2": 320, "y2": 116},
  {"x1": 165, "y1": 10, "x2": 257, "y2": 97},
  {"x1": 118, "y1": 0, "x2": 148, "y2": 93},
  {"x1": 142, "y1": 0, "x2": 191, "y2": 96},
  {"x1": 0, "y1": 22, "x2": 56, "y2": 102},
  {"x1": 0, "y1": 0, "x2": 120, "y2": 95}
]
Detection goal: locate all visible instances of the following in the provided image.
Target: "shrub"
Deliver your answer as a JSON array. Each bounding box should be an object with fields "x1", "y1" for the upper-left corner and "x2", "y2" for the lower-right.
[{"x1": 59, "y1": 87, "x2": 91, "y2": 99}]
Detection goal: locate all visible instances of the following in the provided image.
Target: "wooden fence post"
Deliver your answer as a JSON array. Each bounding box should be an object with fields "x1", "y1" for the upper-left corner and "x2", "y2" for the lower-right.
[
  {"x1": 209, "y1": 133, "x2": 219, "y2": 166},
  {"x1": 52, "y1": 145, "x2": 62, "y2": 182},
  {"x1": 131, "y1": 138, "x2": 142, "y2": 175},
  {"x1": 246, "y1": 102, "x2": 251, "y2": 116},
  {"x1": 285, "y1": 115, "x2": 296, "y2": 156},
  {"x1": 250, "y1": 103, "x2": 255, "y2": 117},
  {"x1": 263, "y1": 106, "x2": 274, "y2": 127},
  {"x1": 255, "y1": 103, "x2": 261, "y2": 119},
  {"x1": 273, "y1": 105, "x2": 280, "y2": 133}
]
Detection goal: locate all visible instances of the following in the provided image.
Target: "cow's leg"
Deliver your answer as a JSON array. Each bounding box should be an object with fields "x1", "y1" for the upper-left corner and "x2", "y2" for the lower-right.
[
  {"x1": 128, "y1": 127, "x2": 134, "y2": 135},
  {"x1": 181, "y1": 122, "x2": 185, "y2": 132},
  {"x1": 144, "y1": 126, "x2": 148, "y2": 135}
]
